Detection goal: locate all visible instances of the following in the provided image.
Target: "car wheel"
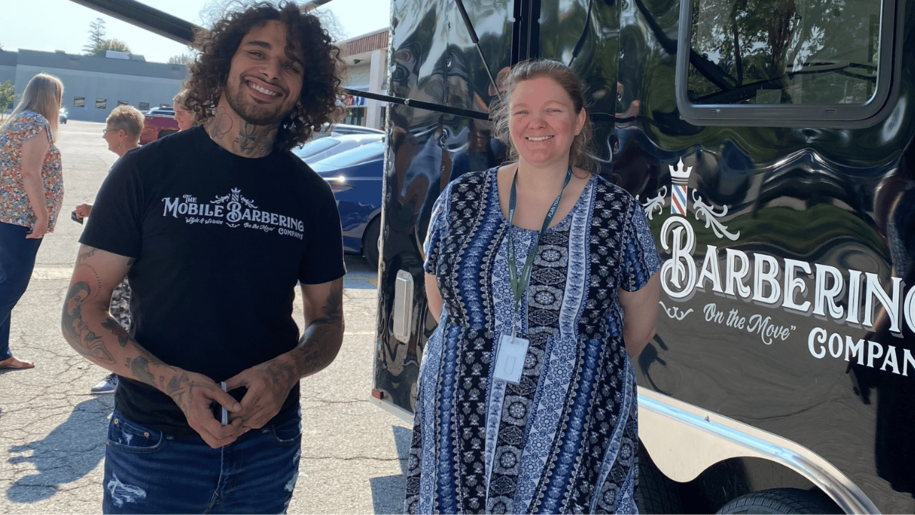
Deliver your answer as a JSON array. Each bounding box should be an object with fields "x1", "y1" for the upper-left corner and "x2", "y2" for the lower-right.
[
  {"x1": 637, "y1": 446, "x2": 683, "y2": 514},
  {"x1": 717, "y1": 488, "x2": 839, "y2": 514},
  {"x1": 157, "y1": 130, "x2": 177, "y2": 139},
  {"x1": 362, "y1": 216, "x2": 381, "y2": 269}
]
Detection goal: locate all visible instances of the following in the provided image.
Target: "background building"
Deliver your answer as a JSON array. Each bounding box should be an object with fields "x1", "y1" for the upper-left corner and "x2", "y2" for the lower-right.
[
  {"x1": 338, "y1": 29, "x2": 388, "y2": 130},
  {"x1": 0, "y1": 48, "x2": 187, "y2": 122},
  {"x1": 1, "y1": 28, "x2": 389, "y2": 128}
]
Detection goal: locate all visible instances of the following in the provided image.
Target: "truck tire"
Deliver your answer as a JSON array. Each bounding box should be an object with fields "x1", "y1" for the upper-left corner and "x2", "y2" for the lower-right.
[
  {"x1": 637, "y1": 446, "x2": 683, "y2": 514},
  {"x1": 362, "y1": 216, "x2": 380, "y2": 269},
  {"x1": 717, "y1": 488, "x2": 839, "y2": 514}
]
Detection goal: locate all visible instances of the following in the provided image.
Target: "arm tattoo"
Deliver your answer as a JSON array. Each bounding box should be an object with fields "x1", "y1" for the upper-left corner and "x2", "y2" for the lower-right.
[
  {"x1": 101, "y1": 319, "x2": 130, "y2": 346},
  {"x1": 62, "y1": 281, "x2": 115, "y2": 364},
  {"x1": 77, "y1": 247, "x2": 98, "y2": 264},
  {"x1": 293, "y1": 279, "x2": 345, "y2": 378},
  {"x1": 317, "y1": 280, "x2": 343, "y2": 324},
  {"x1": 266, "y1": 361, "x2": 296, "y2": 389},
  {"x1": 129, "y1": 356, "x2": 156, "y2": 386}
]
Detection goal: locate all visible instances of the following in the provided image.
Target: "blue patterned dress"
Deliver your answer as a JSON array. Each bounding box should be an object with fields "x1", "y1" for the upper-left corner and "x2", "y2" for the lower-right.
[{"x1": 406, "y1": 168, "x2": 661, "y2": 514}]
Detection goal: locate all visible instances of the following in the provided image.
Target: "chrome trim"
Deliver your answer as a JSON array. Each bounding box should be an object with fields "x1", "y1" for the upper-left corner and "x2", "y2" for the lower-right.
[
  {"x1": 638, "y1": 387, "x2": 880, "y2": 514},
  {"x1": 393, "y1": 270, "x2": 414, "y2": 343},
  {"x1": 369, "y1": 395, "x2": 414, "y2": 425}
]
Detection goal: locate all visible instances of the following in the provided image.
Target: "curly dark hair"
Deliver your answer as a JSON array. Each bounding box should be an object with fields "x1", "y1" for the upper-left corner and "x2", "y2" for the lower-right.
[
  {"x1": 185, "y1": 1, "x2": 345, "y2": 151},
  {"x1": 490, "y1": 59, "x2": 595, "y2": 173}
]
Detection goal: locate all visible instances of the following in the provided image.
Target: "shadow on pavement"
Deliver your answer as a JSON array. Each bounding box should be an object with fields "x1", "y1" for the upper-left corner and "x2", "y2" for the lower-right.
[
  {"x1": 6, "y1": 398, "x2": 111, "y2": 503},
  {"x1": 369, "y1": 425, "x2": 412, "y2": 513}
]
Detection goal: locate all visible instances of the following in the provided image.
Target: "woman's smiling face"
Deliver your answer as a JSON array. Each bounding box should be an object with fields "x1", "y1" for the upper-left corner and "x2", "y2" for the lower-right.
[{"x1": 508, "y1": 76, "x2": 586, "y2": 168}]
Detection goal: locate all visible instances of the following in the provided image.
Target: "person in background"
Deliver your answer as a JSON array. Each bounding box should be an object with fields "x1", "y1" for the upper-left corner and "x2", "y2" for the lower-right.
[
  {"x1": 61, "y1": 2, "x2": 346, "y2": 513},
  {"x1": 172, "y1": 89, "x2": 194, "y2": 131},
  {"x1": 0, "y1": 73, "x2": 64, "y2": 371},
  {"x1": 406, "y1": 59, "x2": 661, "y2": 514},
  {"x1": 73, "y1": 105, "x2": 144, "y2": 394}
]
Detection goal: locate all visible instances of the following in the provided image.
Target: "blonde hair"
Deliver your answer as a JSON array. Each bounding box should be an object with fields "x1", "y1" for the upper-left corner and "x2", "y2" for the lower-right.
[
  {"x1": 106, "y1": 105, "x2": 145, "y2": 143},
  {"x1": 1, "y1": 73, "x2": 64, "y2": 142}
]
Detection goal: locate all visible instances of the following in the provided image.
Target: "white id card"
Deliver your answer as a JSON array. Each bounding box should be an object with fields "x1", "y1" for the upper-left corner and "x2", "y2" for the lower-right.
[{"x1": 493, "y1": 334, "x2": 529, "y2": 384}]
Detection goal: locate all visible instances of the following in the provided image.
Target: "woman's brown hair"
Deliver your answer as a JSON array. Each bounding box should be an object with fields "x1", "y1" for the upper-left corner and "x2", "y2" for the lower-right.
[
  {"x1": 184, "y1": 1, "x2": 345, "y2": 152},
  {"x1": 490, "y1": 59, "x2": 595, "y2": 173}
]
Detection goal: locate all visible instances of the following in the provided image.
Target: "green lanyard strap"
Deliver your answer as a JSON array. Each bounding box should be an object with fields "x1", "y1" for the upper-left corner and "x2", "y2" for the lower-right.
[{"x1": 507, "y1": 166, "x2": 573, "y2": 323}]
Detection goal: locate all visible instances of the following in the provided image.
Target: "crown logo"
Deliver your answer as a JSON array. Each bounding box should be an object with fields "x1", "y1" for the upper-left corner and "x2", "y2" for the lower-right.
[{"x1": 669, "y1": 159, "x2": 692, "y2": 185}]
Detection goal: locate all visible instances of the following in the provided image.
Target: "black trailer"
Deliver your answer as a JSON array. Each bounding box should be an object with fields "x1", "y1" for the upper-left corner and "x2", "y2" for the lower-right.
[
  {"x1": 371, "y1": 0, "x2": 915, "y2": 513},
  {"x1": 69, "y1": 0, "x2": 914, "y2": 511}
]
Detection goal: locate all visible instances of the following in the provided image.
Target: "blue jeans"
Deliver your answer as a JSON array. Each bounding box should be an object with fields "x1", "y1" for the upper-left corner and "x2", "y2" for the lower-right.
[
  {"x1": 103, "y1": 408, "x2": 302, "y2": 514},
  {"x1": 0, "y1": 222, "x2": 43, "y2": 360}
]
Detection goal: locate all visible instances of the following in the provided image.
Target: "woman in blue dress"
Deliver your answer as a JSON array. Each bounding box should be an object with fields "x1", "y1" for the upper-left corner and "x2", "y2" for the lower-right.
[{"x1": 405, "y1": 60, "x2": 662, "y2": 514}]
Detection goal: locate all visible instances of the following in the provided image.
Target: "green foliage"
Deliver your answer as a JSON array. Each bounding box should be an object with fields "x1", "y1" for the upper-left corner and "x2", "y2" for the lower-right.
[
  {"x1": 85, "y1": 39, "x2": 132, "y2": 58},
  {"x1": 82, "y1": 18, "x2": 132, "y2": 57},
  {"x1": 167, "y1": 53, "x2": 194, "y2": 66},
  {"x1": 83, "y1": 18, "x2": 106, "y2": 55},
  {"x1": 0, "y1": 80, "x2": 15, "y2": 118}
]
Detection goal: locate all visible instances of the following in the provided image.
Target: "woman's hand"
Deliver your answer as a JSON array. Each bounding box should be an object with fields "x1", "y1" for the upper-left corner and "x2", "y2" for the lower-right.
[
  {"x1": 619, "y1": 274, "x2": 661, "y2": 358},
  {"x1": 26, "y1": 216, "x2": 49, "y2": 239}
]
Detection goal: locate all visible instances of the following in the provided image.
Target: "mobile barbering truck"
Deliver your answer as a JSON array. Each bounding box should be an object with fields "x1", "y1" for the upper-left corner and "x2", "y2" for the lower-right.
[
  {"x1": 370, "y1": 0, "x2": 915, "y2": 513},
  {"x1": 69, "y1": 0, "x2": 913, "y2": 512}
]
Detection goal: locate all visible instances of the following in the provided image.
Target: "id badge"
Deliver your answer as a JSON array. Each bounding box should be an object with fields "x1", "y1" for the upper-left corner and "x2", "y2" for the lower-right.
[{"x1": 493, "y1": 334, "x2": 529, "y2": 384}]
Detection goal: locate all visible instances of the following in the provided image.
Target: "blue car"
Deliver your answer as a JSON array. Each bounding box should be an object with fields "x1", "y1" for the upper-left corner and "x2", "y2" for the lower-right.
[{"x1": 311, "y1": 141, "x2": 385, "y2": 267}]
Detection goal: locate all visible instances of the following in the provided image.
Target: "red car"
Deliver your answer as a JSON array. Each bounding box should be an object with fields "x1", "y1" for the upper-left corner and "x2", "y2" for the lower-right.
[{"x1": 139, "y1": 108, "x2": 179, "y2": 145}]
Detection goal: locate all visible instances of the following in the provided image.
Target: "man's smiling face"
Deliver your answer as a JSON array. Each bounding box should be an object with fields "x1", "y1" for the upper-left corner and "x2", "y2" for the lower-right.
[{"x1": 224, "y1": 20, "x2": 305, "y2": 126}]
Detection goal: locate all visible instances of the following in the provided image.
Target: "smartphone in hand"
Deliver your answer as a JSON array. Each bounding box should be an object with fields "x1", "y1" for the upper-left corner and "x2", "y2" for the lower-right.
[
  {"x1": 71, "y1": 211, "x2": 83, "y2": 225},
  {"x1": 210, "y1": 381, "x2": 228, "y2": 425}
]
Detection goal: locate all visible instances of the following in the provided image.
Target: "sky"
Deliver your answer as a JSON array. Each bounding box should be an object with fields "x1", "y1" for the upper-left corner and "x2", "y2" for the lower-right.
[{"x1": 1, "y1": 0, "x2": 391, "y2": 64}]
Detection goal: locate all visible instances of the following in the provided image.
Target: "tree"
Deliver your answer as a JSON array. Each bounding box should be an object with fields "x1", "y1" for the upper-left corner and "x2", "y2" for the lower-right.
[
  {"x1": 167, "y1": 53, "x2": 194, "y2": 66},
  {"x1": 0, "y1": 81, "x2": 15, "y2": 119},
  {"x1": 83, "y1": 18, "x2": 107, "y2": 55},
  {"x1": 85, "y1": 39, "x2": 132, "y2": 58}
]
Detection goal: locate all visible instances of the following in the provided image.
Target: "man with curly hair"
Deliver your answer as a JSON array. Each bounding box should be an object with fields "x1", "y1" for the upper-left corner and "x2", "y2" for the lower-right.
[{"x1": 60, "y1": 3, "x2": 346, "y2": 513}]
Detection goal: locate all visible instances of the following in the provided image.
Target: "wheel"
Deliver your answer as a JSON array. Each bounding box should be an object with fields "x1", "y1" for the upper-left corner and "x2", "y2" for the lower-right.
[
  {"x1": 637, "y1": 446, "x2": 683, "y2": 514},
  {"x1": 157, "y1": 129, "x2": 177, "y2": 139},
  {"x1": 717, "y1": 488, "x2": 839, "y2": 514},
  {"x1": 362, "y1": 216, "x2": 381, "y2": 269}
]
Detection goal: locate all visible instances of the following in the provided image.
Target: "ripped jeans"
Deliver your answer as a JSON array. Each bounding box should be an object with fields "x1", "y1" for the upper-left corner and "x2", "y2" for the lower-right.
[{"x1": 102, "y1": 409, "x2": 301, "y2": 514}]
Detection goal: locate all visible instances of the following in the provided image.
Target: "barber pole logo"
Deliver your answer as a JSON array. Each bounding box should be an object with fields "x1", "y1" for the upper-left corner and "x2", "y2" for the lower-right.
[{"x1": 670, "y1": 159, "x2": 690, "y2": 216}]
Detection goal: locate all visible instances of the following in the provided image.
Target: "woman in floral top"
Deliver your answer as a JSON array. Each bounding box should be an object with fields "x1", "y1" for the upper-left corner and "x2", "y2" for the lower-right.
[{"x1": 0, "y1": 73, "x2": 64, "y2": 370}]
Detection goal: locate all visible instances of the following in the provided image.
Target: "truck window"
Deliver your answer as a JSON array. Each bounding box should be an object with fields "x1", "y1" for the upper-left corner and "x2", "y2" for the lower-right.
[{"x1": 677, "y1": 0, "x2": 897, "y2": 126}]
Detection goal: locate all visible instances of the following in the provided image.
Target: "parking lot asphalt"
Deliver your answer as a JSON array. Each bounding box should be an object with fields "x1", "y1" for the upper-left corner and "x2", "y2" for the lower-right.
[{"x1": 0, "y1": 120, "x2": 411, "y2": 514}]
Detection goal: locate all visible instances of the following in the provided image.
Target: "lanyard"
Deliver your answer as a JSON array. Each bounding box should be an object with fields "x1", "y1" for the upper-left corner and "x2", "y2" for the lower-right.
[{"x1": 507, "y1": 166, "x2": 572, "y2": 333}]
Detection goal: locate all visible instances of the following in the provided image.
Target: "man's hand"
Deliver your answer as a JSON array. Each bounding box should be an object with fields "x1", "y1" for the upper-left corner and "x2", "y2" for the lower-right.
[
  {"x1": 223, "y1": 278, "x2": 344, "y2": 431},
  {"x1": 224, "y1": 356, "x2": 297, "y2": 430},
  {"x1": 164, "y1": 368, "x2": 245, "y2": 448},
  {"x1": 74, "y1": 203, "x2": 93, "y2": 219}
]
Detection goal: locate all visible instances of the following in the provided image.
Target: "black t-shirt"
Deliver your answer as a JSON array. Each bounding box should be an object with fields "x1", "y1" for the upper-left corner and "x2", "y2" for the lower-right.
[{"x1": 80, "y1": 126, "x2": 346, "y2": 433}]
